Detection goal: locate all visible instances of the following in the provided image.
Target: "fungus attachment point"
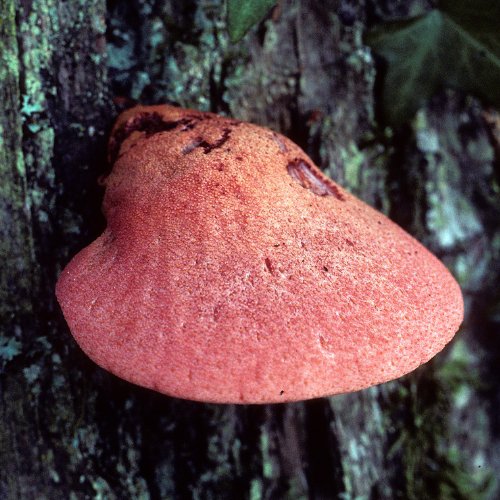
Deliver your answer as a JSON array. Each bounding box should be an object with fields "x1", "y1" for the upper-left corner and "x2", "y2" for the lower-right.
[{"x1": 56, "y1": 104, "x2": 463, "y2": 404}]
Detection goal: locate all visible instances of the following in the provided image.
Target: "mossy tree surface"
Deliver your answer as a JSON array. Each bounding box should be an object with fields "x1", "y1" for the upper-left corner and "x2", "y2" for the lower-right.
[{"x1": 1, "y1": 0, "x2": 499, "y2": 498}]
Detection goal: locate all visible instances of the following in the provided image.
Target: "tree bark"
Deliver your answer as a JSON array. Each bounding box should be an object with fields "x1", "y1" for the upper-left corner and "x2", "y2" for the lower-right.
[{"x1": 1, "y1": 0, "x2": 499, "y2": 498}]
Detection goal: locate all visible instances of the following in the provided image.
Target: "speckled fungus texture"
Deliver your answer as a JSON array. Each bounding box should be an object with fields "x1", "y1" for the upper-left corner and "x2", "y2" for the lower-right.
[{"x1": 56, "y1": 105, "x2": 464, "y2": 404}]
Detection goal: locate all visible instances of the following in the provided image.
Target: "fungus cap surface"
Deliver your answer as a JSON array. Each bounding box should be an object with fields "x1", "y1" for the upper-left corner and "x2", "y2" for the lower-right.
[{"x1": 56, "y1": 105, "x2": 464, "y2": 403}]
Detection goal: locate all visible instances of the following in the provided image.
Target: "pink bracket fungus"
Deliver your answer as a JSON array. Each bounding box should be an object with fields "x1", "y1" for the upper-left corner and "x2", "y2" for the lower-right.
[{"x1": 56, "y1": 104, "x2": 463, "y2": 404}]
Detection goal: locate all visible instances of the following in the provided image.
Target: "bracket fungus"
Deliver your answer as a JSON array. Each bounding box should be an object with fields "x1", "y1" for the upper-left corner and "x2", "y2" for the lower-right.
[{"x1": 56, "y1": 105, "x2": 463, "y2": 404}]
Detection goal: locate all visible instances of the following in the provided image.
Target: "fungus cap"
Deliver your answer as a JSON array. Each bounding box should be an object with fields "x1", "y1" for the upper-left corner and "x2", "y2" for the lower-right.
[{"x1": 56, "y1": 105, "x2": 463, "y2": 403}]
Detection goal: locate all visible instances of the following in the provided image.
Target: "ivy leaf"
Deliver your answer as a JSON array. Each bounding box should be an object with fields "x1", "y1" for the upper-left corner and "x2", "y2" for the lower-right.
[
  {"x1": 227, "y1": 0, "x2": 277, "y2": 43},
  {"x1": 366, "y1": 0, "x2": 500, "y2": 126}
]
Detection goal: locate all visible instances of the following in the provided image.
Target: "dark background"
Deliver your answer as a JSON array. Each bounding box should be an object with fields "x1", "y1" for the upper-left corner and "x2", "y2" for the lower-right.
[{"x1": 1, "y1": 0, "x2": 499, "y2": 498}]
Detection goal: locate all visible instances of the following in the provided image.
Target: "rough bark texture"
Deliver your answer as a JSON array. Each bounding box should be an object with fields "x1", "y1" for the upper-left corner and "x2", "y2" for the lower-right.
[{"x1": 1, "y1": 0, "x2": 499, "y2": 498}]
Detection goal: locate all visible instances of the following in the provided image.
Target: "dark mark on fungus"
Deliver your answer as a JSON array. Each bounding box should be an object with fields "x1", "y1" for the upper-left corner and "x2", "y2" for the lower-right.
[
  {"x1": 287, "y1": 158, "x2": 346, "y2": 200},
  {"x1": 182, "y1": 128, "x2": 232, "y2": 155},
  {"x1": 264, "y1": 257, "x2": 274, "y2": 274},
  {"x1": 109, "y1": 112, "x2": 202, "y2": 164}
]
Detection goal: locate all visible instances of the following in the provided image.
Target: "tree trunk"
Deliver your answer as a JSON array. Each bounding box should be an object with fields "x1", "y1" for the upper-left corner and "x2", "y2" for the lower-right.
[{"x1": 1, "y1": 0, "x2": 499, "y2": 498}]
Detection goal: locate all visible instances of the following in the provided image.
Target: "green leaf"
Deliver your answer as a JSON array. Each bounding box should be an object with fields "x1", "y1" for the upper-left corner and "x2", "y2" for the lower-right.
[
  {"x1": 227, "y1": 0, "x2": 277, "y2": 43},
  {"x1": 366, "y1": 0, "x2": 500, "y2": 126}
]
